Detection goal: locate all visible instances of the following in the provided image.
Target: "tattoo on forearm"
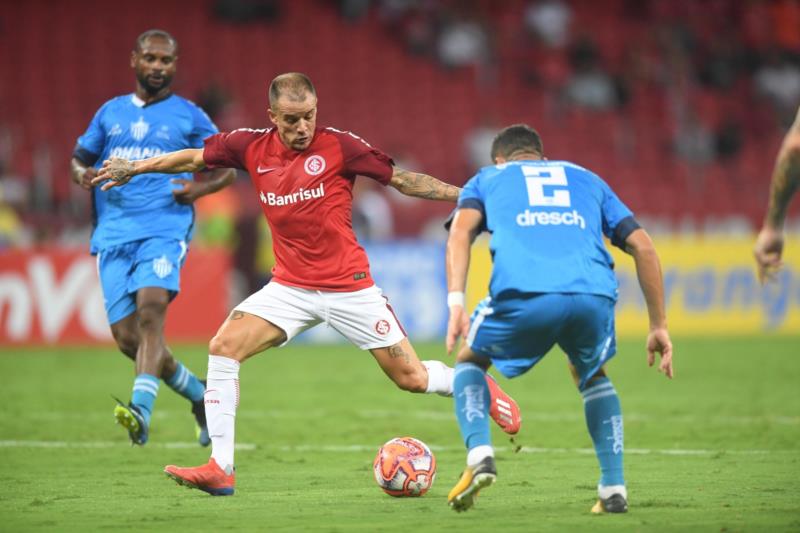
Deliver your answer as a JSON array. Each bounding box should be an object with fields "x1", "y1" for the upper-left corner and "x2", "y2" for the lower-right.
[
  {"x1": 229, "y1": 310, "x2": 245, "y2": 320},
  {"x1": 392, "y1": 169, "x2": 460, "y2": 202},
  {"x1": 388, "y1": 344, "x2": 411, "y2": 363},
  {"x1": 766, "y1": 141, "x2": 800, "y2": 227}
]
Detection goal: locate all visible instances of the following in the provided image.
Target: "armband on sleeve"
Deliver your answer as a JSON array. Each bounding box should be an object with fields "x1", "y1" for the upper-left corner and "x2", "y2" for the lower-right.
[
  {"x1": 611, "y1": 216, "x2": 641, "y2": 250},
  {"x1": 72, "y1": 145, "x2": 100, "y2": 167}
]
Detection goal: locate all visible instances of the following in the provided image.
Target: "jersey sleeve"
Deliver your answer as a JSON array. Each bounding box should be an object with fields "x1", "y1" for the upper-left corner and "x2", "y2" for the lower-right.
[
  {"x1": 600, "y1": 179, "x2": 641, "y2": 250},
  {"x1": 187, "y1": 101, "x2": 219, "y2": 148},
  {"x1": 458, "y1": 173, "x2": 486, "y2": 214},
  {"x1": 203, "y1": 129, "x2": 261, "y2": 170},
  {"x1": 336, "y1": 129, "x2": 394, "y2": 185},
  {"x1": 73, "y1": 102, "x2": 109, "y2": 166},
  {"x1": 448, "y1": 173, "x2": 487, "y2": 232}
]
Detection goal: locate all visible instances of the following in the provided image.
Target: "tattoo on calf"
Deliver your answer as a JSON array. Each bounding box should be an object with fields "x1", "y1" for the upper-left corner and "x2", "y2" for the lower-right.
[
  {"x1": 388, "y1": 344, "x2": 411, "y2": 363},
  {"x1": 230, "y1": 310, "x2": 245, "y2": 320}
]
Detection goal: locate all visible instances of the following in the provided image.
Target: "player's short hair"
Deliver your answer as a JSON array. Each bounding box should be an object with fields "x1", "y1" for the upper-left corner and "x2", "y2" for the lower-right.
[
  {"x1": 135, "y1": 29, "x2": 178, "y2": 53},
  {"x1": 269, "y1": 73, "x2": 317, "y2": 108},
  {"x1": 491, "y1": 124, "x2": 544, "y2": 161}
]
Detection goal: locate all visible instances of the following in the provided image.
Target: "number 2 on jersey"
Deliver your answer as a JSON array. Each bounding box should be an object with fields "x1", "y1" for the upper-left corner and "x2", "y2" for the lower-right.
[{"x1": 522, "y1": 165, "x2": 571, "y2": 207}]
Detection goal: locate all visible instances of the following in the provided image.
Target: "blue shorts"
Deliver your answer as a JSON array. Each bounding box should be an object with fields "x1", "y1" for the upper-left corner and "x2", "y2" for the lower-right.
[
  {"x1": 96, "y1": 238, "x2": 188, "y2": 325},
  {"x1": 467, "y1": 293, "x2": 617, "y2": 390}
]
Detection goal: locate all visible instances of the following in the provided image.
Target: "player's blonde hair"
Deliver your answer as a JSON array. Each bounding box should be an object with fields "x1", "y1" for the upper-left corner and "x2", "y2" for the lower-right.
[{"x1": 269, "y1": 73, "x2": 316, "y2": 108}]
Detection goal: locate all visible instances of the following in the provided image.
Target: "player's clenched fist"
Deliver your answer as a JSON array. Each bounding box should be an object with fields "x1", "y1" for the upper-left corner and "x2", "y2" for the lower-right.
[{"x1": 94, "y1": 157, "x2": 137, "y2": 190}]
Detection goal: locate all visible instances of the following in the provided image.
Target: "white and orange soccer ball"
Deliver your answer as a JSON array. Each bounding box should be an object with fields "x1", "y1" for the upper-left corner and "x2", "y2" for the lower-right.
[{"x1": 373, "y1": 437, "x2": 436, "y2": 497}]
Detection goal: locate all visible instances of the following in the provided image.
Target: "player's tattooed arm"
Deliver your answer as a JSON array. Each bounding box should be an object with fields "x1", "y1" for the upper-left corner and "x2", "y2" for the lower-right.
[
  {"x1": 92, "y1": 148, "x2": 207, "y2": 191},
  {"x1": 388, "y1": 343, "x2": 412, "y2": 364},
  {"x1": 764, "y1": 107, "x2": 800, "y2": 229},
  {"x1": 389, "y1": 167, "x2": 461, "y2": 202}
]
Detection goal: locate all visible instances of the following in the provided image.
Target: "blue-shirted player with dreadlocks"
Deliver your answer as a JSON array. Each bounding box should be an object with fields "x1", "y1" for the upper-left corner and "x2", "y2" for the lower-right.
[
  {"x1": 444, "y1": 124, "x2": 674, "y2": 514},
  {"x1": 70, "y1": 29, "x2": 235, "y2": 446}
]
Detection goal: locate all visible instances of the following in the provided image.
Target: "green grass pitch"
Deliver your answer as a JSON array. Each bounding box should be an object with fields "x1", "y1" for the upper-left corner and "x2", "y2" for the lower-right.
[{"x1": 1, "y1": 336, "x2": 799, "y2": 531}]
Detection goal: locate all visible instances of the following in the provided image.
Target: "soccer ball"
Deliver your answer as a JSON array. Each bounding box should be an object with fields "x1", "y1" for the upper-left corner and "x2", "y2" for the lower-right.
[{"x1": 373, "y1": 437, "x2": 436, "y2": 497}]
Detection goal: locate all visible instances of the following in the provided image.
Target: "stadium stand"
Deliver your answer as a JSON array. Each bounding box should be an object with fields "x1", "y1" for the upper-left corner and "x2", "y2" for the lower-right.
[{"x1": 0, "y1": 0, "x2": 797, "y2": 243}]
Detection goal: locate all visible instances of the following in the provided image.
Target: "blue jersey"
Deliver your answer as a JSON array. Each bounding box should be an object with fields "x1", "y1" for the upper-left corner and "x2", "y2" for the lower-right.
[
  {"x1": 458, "y1": 160, "x2": 639, "y2": 301},
  {"x1": 74, "y1": 94, "x2": 218, "y2": 253}
]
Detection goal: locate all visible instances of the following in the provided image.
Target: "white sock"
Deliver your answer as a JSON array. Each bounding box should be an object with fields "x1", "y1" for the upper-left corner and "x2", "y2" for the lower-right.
[
  {"x1": 206, "y1": 355, "x2": 240, "y2": 473},
  {"x1": 467, "y1": 445, "x2": 494, "y2": 467},
  {"x1": 598, "y1": 484, "x2": 627, "y2": 500},
  {"x1": 422, "y1": 360, "x2": 454, "y2": 396}
]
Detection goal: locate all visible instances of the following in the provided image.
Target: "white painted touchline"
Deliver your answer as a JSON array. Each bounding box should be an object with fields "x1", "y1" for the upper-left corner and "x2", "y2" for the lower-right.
[{"x1": 1, "y1": 440, "x2": 796, "y2": 456}]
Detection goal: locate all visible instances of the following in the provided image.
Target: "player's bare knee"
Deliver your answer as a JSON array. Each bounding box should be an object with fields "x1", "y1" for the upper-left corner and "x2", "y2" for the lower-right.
[
  {"x1": 393, "y1": 369, "x2": 428, "y2": 393},
  {"x1": 580, "y1": 367, "x2": 607, "y2": 390},
  {"x1": 136, "y1": 301, "x2": 167, "y2": 332},
  {"x1": 114, "y1": 334, "x2": 138, "y2": 360},
  {"x1": 208, "y1": 334, "x2": 231, "y2": 357},
  {"x1": 209, "y1": 333, "x2": 244, "y2": 359},
  {"x1": 110, "y1": 326, "x2": 138, "y2": 360}
]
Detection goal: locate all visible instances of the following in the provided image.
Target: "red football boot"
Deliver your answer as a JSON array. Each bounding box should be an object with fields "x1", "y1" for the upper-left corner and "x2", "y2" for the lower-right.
[
  {"x1": 485, "y1": 374, "x2": 522, "y2": 435},
  {"x1": 164, "y1": 458, "x2": 235, "y2": 496}
]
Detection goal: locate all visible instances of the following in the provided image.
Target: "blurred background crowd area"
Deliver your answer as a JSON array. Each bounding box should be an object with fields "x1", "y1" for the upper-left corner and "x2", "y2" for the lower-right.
[{"x1": 1, "y1": 0, "x2": 799, "y2": 256}]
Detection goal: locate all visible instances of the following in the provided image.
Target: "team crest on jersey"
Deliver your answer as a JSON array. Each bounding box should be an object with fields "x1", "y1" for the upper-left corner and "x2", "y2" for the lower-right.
[
  {"x1": 304, "y1": 155, "x2": 326, "y2": 176},
  {"x1": 130, "y1": 117, "x2": 150, "y2": 141},
  {"x1": 375, "y1": 319, "x2": 391, "y2": 336},
  {"x1": 152, "y1": 255, "x2": 173, "y2": 279}
]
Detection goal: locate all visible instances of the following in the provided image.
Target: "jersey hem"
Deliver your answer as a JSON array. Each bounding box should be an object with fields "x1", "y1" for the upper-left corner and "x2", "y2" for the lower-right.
[{"x1": 271, "y1": 275, "x2": 376, "y2": 293}]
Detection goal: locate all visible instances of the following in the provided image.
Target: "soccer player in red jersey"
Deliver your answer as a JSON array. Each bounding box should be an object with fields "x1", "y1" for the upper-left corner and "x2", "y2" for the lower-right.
[{"x1": 96, "y1": 72, "x2": 521, "y2": 496}]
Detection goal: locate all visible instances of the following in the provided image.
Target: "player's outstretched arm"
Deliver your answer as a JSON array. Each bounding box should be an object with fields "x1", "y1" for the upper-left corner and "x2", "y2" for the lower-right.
[
  {"x1": 389, "y1": 166, "x2": 461, "y2": 202},
  {"x1": 445, "y1": 208, "x2": 483, "y2": 354},
  {"x1": 92, "y1": 148, "x2": 207, "y2": 191},
  {"x1": 625, "y1": 228, "x2": 673, "y2": 379},
  {"x1": 754, "y1": 106, "x2": 800, "y2": 284}
]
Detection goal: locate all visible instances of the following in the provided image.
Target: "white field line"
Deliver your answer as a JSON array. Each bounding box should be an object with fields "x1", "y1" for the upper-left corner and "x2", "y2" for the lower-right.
[
  {"x1": 16, "y1": 410, "x2": 800, "y2": 426},
  {"x1": 0, "y1": 440, "x2": 256, "y2": 450},
  {"x1": 276, "y1": 444, "x2": 797, "y2": 456},
  {"x1": 355, "y1": 411, "x2": 800, "y2": 426},
  {"x1": 0, "y1": 440, "x2": 796, "y2": 456}
]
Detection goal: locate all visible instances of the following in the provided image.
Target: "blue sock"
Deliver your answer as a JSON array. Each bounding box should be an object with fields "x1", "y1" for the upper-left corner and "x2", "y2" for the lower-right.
[
  {"x1": 165, "y1": 362, "x2": 205, "y2": 403},
  {"x1": 454, "y1": 362, "x2": 491, "y2": 450},
  {"x1": 582, "y1": 376, "x2": 624, "y2": 487},
  {"x1": 131, "y1": 373, "x2": 159, "y2": 427}
]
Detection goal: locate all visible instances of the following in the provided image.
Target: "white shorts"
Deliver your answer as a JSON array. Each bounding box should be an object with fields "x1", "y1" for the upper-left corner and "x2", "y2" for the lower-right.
[{"x1": 235, "y1": 282, "x2": 407, "y2": 350}]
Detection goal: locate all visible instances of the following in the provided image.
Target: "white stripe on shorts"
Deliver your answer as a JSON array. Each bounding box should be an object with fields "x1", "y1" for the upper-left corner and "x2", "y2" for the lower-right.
[{"x1": 466, "y1": 297, "x2": 494, "y2": 347}]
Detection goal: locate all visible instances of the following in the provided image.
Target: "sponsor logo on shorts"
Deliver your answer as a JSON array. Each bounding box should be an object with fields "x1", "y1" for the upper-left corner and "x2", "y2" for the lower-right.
[
  {"x1": 304, "y1": 155, "x2": 326, "y2": 176},
  {"x1": 152, "y1": 255, "x2": 173, "y2": 279},
  {"x1": 375, "y1": 319, "x2": 391, "y2": 335}
]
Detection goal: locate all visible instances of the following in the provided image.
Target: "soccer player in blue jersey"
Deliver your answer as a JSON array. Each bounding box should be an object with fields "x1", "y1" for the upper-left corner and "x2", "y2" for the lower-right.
[
  {"x1": 70, "y1": 29, "x2": 236, "y2": 446},
  {"x1": 444, "y1": 124, "x2": 674, "y2": 514}
]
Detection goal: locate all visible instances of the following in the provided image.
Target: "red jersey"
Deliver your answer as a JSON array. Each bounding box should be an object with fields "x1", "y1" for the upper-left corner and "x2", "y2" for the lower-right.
[{"x1": 203, "y1": 126, "x2": 394, "y2": 291}]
